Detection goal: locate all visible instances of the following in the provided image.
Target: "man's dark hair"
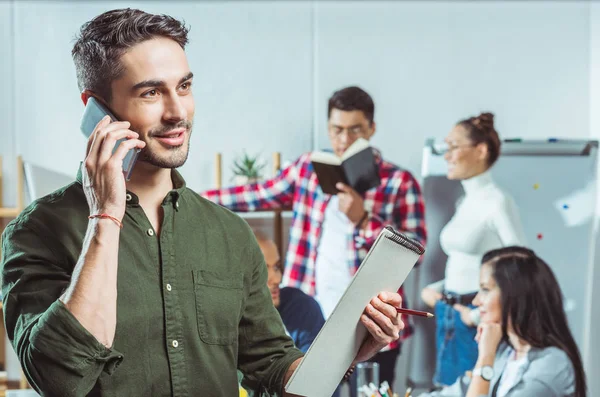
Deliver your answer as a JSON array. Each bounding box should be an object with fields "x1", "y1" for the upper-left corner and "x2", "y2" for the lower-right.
[
  {"x1": 327, "y1": 86, "x2": 375, "y2": 125},
  {"x1": 72, "y1": 8, "x2": 190, "y2": 102}
]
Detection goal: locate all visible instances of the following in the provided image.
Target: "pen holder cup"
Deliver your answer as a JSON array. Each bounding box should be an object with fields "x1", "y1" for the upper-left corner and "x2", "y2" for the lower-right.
[{"x1": 356, "y1": 362, "x2": 380, "y2": 397}]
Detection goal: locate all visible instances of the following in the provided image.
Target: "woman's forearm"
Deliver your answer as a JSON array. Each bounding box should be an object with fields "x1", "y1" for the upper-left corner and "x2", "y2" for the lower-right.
[{"x1": 466, "y1": 354, "x2": 495, "y2": 397}]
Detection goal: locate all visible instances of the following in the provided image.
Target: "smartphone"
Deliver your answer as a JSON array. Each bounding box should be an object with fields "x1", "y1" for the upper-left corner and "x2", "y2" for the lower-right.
[{"x1": 80, "y1": 97, "x2": 140, "y2": 181}]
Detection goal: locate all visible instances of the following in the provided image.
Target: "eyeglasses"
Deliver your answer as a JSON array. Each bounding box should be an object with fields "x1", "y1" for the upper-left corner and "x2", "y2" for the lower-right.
[
  {"x1": 439, "y1": 143, "x2": 476, "y2": 154},
  {"x1": 328, "y1": 125, "x2": 366, "y2": 138}
]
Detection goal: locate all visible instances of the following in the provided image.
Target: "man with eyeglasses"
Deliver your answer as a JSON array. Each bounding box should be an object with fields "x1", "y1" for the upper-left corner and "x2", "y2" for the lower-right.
[{"x1": 202, "y1": 86, "x2": 427, "y2": 392}]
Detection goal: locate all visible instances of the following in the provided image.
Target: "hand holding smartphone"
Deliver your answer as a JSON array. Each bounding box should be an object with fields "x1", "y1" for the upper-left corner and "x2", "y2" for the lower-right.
[{"x1": 80, "y1": 97, "x2": 141, "y2": 181}]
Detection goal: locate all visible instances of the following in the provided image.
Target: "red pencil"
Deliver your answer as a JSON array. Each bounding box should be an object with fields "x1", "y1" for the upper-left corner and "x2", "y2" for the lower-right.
[{"x1": 396, "y1": 308, "x2": 434, "y2": 318}]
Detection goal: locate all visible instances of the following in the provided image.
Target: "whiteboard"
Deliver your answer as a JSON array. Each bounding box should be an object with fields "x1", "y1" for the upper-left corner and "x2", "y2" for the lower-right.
[{"x1": 408, "y1": 139, "x2": 598, "y2": 389}]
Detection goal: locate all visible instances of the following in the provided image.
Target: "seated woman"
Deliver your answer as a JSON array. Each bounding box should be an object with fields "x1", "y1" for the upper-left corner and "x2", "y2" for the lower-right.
[{"x1": 419, "y1": 246, "x2": 586, "y2": 397}]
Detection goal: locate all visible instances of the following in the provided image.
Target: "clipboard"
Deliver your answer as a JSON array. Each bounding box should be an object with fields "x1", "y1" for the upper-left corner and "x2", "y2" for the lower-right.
[{"x1": 284, "y1": 226, "x2": 425, "y2": 397}]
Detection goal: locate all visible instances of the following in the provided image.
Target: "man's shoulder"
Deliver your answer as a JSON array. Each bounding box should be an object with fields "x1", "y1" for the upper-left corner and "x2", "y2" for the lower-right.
[
  {"x1": 184, "y1": 187, "x2": 248, "y2": 222},
  {"x1": 181, "y1": 187, "x2": 257, "y2": 244},
  {"x1": 294, "y1": 152, "x2": 314, "y2": 172},
  {"x1": 2, "y1": 182, "x2": 85, "y2": 260},
  {"x1": 7, "y1": 181, "x2": 85, "y2": 232},
  {"x1": 280, "y1": 287, "x2": 322, "y2": 313},
  {"x1": 379, "y1": 158, "x2": 411, "y2": 175},
  {"x1": 377, "y1": 157, "x2": 420, "y2": 188},
  {"x1": 280, "y1": 286, "x2": 311, "y2": 301},
  {"x1": 297, "y1": 152, "x2": 313, "y2": 162}
]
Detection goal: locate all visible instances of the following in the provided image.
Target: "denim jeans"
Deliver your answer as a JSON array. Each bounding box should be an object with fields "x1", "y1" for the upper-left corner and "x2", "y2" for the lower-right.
[{"x1": 433, "y1": 299, "x2": 478, "y2": 386}]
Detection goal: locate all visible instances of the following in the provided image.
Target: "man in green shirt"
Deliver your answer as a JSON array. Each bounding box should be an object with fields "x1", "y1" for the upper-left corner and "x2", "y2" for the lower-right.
[{"x1": 0, "y1": 8, "x2": 406, "y2": 397}]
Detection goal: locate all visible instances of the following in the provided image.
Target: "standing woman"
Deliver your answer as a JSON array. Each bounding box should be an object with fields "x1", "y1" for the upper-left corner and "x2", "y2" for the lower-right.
[{"x1": 421, "y1": 112, "x2": 527, "y2": 386}]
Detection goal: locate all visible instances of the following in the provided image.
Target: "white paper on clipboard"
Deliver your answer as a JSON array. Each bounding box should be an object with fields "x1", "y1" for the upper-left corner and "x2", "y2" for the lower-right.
[{"x1": 284, "y1": 226, "x2": 425, "y2": 397}]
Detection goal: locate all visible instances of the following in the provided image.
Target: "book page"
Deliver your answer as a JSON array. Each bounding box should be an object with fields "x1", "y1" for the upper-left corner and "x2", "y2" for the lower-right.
[
  {"x1": 311, "y1": 151, "x2": 341, "y2": 165},
  {"x1": 341, "y1": 138, "x2": 370, "y2": 161}
]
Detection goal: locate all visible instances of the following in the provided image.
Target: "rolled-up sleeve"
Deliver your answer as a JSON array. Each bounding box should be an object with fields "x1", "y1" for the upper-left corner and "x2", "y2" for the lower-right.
[{"x1": 1, "y1": 221, "x2": 123, "y2": 396}]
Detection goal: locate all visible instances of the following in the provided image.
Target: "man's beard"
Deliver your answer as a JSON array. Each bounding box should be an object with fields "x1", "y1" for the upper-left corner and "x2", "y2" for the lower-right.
[{"x1": 138, "y1": 120, "x2": 193, "y2": 169}]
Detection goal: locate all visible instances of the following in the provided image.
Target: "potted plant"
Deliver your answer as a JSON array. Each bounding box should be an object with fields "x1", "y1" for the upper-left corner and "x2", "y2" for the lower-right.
[{"x1": 231, "y1": 151, "x2": 266, "y2": 185}]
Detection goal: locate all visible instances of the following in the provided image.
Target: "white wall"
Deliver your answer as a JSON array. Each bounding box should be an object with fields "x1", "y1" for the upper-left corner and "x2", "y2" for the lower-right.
[
  {"x1": 592, "y1": 3, "x2": 600, "y2": 137},
  {"x1": 4, "y1": 0, "x2": 314, "y2": 205},
  {"x1": 314, "y1": 1, "x2": 591, "y2": 172},
  {"x1": 0, "y1": 0, "x2": 593, "y2": 205},
  {"x1": 0, "y1": 0, "x2": 21, "y2": 382},
  {"x1": 587, "y1": 2, "x2": 600, "y2": 396},
  {"x1": 0, "y1": 1, "x2": 15, "y2": 207},
  {"x1": 0, "y1": 0, "x2": 599, "y2": 392}
]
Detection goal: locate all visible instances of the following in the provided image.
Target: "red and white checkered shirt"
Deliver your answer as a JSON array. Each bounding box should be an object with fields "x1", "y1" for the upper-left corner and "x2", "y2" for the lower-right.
[{"x1": 202, "y1": 149, "x2": 427, "y2": 344}]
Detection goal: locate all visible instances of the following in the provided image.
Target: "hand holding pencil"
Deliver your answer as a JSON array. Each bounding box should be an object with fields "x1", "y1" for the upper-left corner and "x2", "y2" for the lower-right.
[
  {"x1": 354, "y1": 292, "x2": 434, "y2": 370},
  {"x1": 396, "y1": 307, "x2": 434, "y2": 318}
]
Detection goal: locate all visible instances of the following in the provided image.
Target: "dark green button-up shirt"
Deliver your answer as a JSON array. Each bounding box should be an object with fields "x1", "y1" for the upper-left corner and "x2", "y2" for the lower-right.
[{"x1": 0, "y1": 169, "x2": 303, "y2": 397}]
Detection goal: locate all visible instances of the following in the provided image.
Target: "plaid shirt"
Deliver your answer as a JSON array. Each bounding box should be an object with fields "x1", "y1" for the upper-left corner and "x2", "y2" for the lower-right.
[{"x1": 202, "y1": 149, "x2": 427, "y2": 343}]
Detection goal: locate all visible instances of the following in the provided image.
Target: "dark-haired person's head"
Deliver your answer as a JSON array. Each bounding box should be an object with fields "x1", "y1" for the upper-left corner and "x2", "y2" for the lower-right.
[
  {"x1": 72, "y1": 8, "x2": 194, "y2": 170},
  {"x1": 252, "y1": 229, "x2": 282, "y2": 307},
  {"x1": 444, "y1": 112, "x2": 501, "y2": 180},
  {"x1": 473, "y1": 246, "x2": 587, "y2": 397},
  {"x1": 327, "y1": 86, "x2": 376, "y2": 158}
]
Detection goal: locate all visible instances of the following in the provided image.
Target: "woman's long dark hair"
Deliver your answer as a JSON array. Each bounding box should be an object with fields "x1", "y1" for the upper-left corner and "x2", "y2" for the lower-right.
[{"x1": 482, "y1": 246, "x2": 587, "y2": 397}]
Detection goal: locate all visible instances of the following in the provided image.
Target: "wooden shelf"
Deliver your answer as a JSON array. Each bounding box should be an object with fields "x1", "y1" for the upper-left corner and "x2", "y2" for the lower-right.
[
  {"x1": 0, "y1": 155, "x2": 29, "y2": 390},
  {"x1": 0, "y1": 208, "x2": 20, "y2": 218},
  {"x1": 213, "y1": 152, "x2": 290, "y2": 257},
  {"x1": 0, "y1": 156, "x2": 25, "y2": 219}
]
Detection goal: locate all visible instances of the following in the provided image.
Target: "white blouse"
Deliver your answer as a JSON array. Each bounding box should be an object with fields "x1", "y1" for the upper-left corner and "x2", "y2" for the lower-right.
[{"x1": 429, "y1": 170, "x2": 527, "y2": 295}]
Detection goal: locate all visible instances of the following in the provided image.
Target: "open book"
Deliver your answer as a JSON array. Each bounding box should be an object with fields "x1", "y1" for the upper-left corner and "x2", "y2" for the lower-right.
[{"x1": 311, "y1": 138, "x2": 381, "y2": 194}]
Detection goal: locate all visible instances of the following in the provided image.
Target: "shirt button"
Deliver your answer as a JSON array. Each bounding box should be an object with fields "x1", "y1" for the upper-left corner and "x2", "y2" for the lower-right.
[
  {"x1": 126, "y1": 193, "x2": 132, "y2": 202},
  {"x1": 172, "y1": 340, "x2": 178, "y2": 348},
  {"x1": 166, "y1": 284, "x2": 172, "y2": 291},
  {"x1": 147, "y1": 228, "x2": 154, "y2": 236}
]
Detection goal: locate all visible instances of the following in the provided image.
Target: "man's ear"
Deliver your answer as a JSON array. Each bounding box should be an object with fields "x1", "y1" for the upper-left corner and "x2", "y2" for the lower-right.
[
  {"x1": 366, "y1": 121, "x2": 377, "y2": 140},
  {"x1": 81, "y1": 90, "x2": 92, "y2": 106},
  {"x1": 82, "y1": 91, "x2": 111, "y2": 108}
]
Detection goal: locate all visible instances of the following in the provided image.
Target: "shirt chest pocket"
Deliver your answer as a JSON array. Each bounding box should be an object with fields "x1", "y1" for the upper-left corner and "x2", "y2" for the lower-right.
[{"x1": 192, "y1": 270, "x2": 244, "y2": 345}]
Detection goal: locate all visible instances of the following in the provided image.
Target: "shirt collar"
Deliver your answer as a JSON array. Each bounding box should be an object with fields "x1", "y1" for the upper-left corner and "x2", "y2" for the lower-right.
[
  {"x1": 461, "y1": 169, "x2": 494, "y2": 195},
  {"x1": 76, "y1": 163, "x2": 187, "y2": 208}
]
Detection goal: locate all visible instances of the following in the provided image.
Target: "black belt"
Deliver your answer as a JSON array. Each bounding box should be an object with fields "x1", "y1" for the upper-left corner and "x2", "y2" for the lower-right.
[{"x1": 441, "y1": 291, "x2": 477, "y2": 306}]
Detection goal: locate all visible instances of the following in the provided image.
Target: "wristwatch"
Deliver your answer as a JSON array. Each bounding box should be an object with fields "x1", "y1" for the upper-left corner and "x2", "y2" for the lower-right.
[{"x1": 473, "y1": 365, "x2": 494, "y2": 381}]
